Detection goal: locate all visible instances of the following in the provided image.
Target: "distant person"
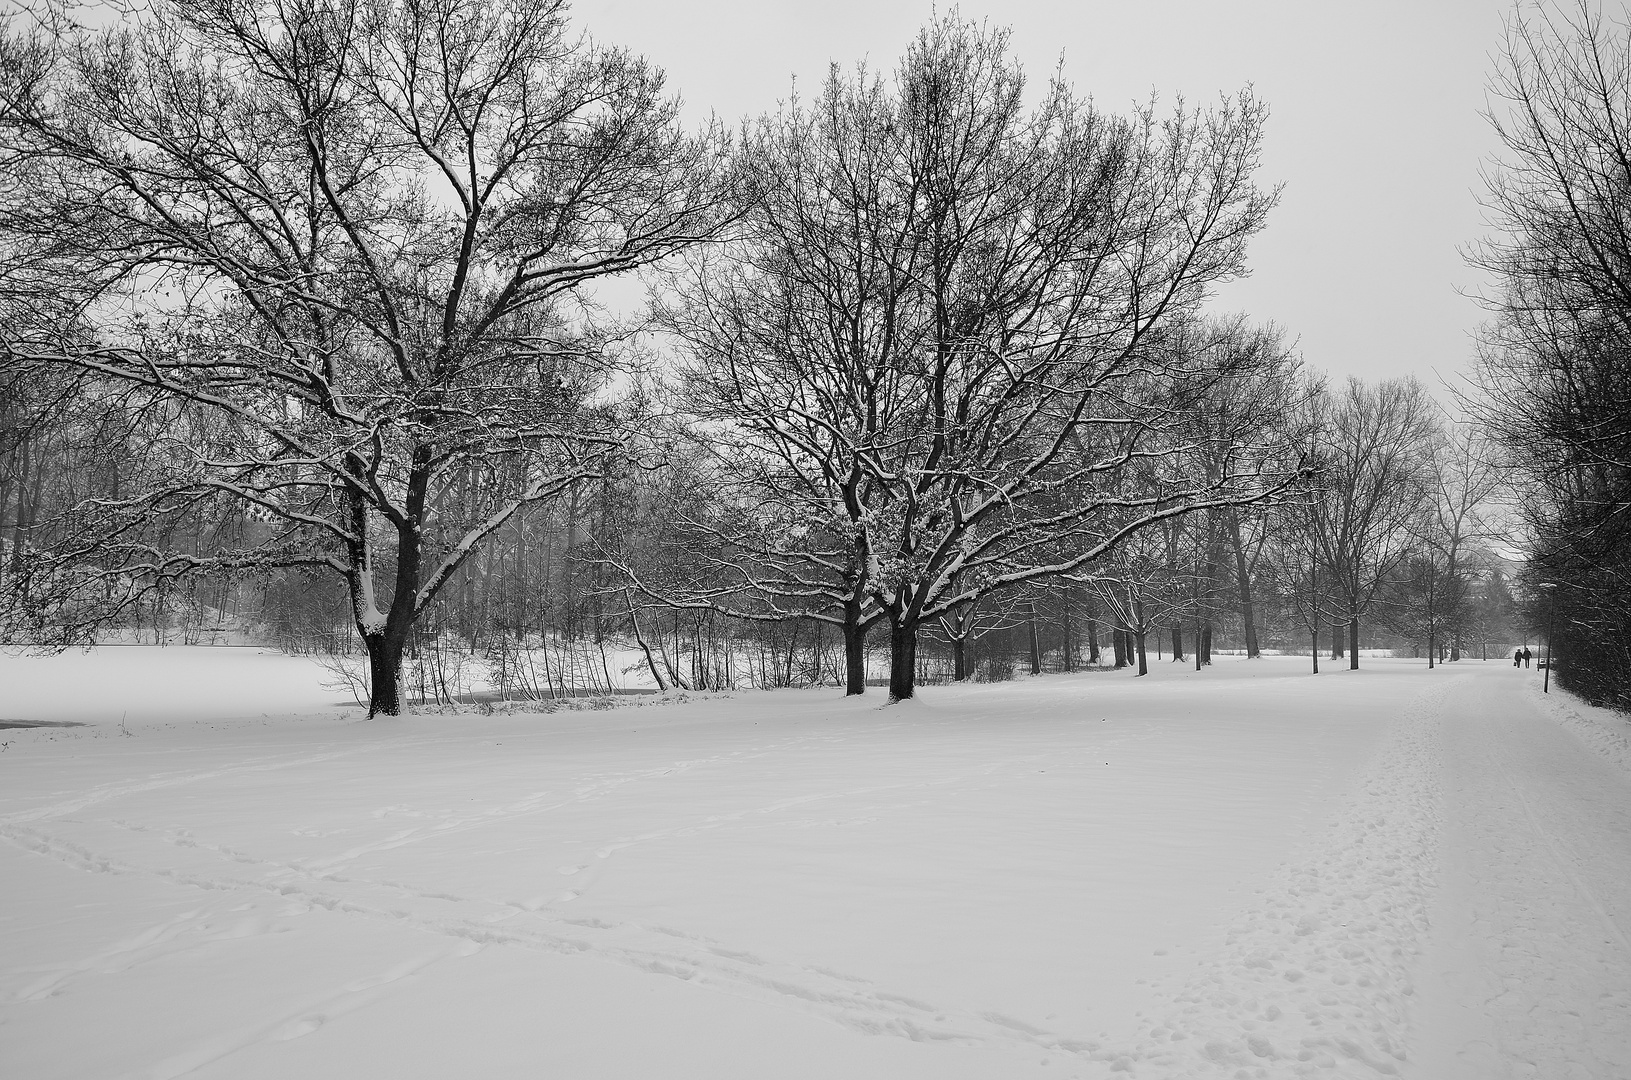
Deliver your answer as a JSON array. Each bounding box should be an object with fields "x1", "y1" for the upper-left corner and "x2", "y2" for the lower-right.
[
  {"x1": 1523, "y1": 647, "x2": 1532, "y2": 668},
  {"x1": 1514, "y1": 648, "x2": 1523, "y2": 667}
]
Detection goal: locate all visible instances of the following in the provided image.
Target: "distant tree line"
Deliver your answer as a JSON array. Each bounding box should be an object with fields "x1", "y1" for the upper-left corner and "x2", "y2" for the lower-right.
[{"x1": 0, "y1": 0, "x2": 1525, "y2": 713}]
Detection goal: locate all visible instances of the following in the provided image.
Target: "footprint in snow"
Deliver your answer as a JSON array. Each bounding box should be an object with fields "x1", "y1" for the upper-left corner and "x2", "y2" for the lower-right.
[{"x1": 271, "y1": 1015, "x2": 325, "y2": 1041}]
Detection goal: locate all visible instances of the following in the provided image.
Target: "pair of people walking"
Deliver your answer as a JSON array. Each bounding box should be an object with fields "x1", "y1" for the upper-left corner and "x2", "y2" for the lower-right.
[{"x1": 1513, "y1": 647, "x2": 1532, "y2": 668}]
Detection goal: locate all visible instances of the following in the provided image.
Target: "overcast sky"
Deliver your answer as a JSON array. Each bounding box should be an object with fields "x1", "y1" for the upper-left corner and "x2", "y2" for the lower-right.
[{"x1": 576, "y1": 0, "x2": 1514, "y2": 394}]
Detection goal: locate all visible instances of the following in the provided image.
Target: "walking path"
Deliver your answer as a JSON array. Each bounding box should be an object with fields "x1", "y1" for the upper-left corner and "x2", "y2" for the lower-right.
[{"x1": 1407, "y1": 668, "x2": 1631, "y2": 1079}]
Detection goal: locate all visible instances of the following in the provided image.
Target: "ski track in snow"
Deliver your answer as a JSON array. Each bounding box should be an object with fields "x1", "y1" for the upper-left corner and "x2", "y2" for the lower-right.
[
  {"x1": 1117, "y1": 677, "x2": 1452, "y2": 1078},
  {"x1": 1, "y1": 734, "x2": 1130, "y2": 1072}
]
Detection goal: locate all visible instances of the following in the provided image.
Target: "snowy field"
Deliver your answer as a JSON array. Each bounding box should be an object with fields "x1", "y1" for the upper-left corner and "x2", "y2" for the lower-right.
[{"x1": 2, "y1": 651, "x2": 1629, "y2": 1079}]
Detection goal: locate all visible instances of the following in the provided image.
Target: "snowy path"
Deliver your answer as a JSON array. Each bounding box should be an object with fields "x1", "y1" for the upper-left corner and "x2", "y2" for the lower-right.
[
  {"x1": 1, "y1": 654, "x2": 1628, "y2": 1078},
  {"x1": 1408, "y1": 668, "x2": 1631, "y2": 1080}
]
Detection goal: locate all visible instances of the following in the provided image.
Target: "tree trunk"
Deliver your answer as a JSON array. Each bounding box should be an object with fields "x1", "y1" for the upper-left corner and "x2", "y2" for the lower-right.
[
  {"x1": 627, "y1": 598, "x2": 666, "y2": 691},
  {"x1": 1171, "y1": 623, "x2": 1185, "y2": 662},
  {"x1": 1349, "y1": 616, "x2": 1360, "y2": 670},
  {"x1": 0, "y1": 458, "x2": 11, "y2": 586},
  {"x1": 364, "y1": 631, "x2": 406, "y2": 717},
  {"x1": 888, "y1": 614, "x2": 918, "y2": 701},
  {"x1": 1311, "y1": 627, "x2": 1320, "y2": 674},
  {"x1": 1087, "y1": 618, "x2": 1101, "y2": 665},
  {"x1": 1111, "y1": 626, "x2": 1127, "y2": 668},
  {"x1": 1427, "y1": 574, "x2": 1435, "y2": 669},
  {"x1": 952, "y1": 634, "x2": 970, "y2": 681},
  {"x1": 10, "y1": 434, "x2": 33, "y2": 579},
  {"x1": 843, "y1": 615, "x2": 868, "y2": 696},
  {"x1": 1228, "y1": 509, "x2": 1260, "y2": 658},
  {"x1": 1027, "y1": 602, "x2": 1042, "y2": 676},
  {"x1": 1061, "y1": 607, "x2": 1074, "y2": 671},
  {"x1": 1332, "y1": 618, "x2": 1344, "y2": 659},
  {"x1": 1201, "y1": 621, "x2": 1213, "y2": 665},
  {"x1": 1135, "y1": 629, "x2": 1149, "y2": 676}
]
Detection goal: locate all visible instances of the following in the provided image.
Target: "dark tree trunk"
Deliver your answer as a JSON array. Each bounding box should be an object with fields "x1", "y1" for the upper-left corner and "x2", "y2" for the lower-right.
[
  {"x1": 1027, "y1": 602, "x2": 1042, "y2": 676},
  {"x1": 1135, "y1": 629, "x2": 1149, "y2": 676},
  {"x1": 1112, "y1": 626, "x2": 1127, "y2": 668},
  {"x1": 843, "y1": 618, "x2": 868, "y2": 695},
  {"x1": 364, "y1": 630, "x2": 406, "y2": 717},
  {"x1": 1171, "y1": 623, "x2": 1185, "y2": 662},
  {"x1": 627, "y1": 597, "x2": 666, "y2": 691},
  {"x1": 1061, "y1": 599, "x2": 1075, "y2": 671},
  {"x1": 1311, "y1": 628, "x2": 1320, "y2": 674},
  {"x1": 1087, "y1": 618, "x2": 1101, "y2": 665},
  {"x1": 1427, "y1": 575, "x2": 1435, "y2": 669},
  {"x1": 888, "y1": 614, "x2": 918, "y2": 701},
  {"x1": 1332, "y1": 617, "x2": 1345, "y2": 659},
  {"x1": 952, "y1": 634, "x2": 970, "y2": 681},
  {"x1": 10, "y1": 434, "x2": 34, "y2": 579},
  {"x1": 1349, "y1": 616, "x2": 1360, "y2": 669},
  {"x1": 1201, "y1": 621, "x2": 1213, "y2": 665}
]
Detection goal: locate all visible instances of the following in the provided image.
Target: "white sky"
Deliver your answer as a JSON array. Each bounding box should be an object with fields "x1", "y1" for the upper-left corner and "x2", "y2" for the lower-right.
[{"x1": 575, "y1": 0, "x2": 1513, "y2": 393}]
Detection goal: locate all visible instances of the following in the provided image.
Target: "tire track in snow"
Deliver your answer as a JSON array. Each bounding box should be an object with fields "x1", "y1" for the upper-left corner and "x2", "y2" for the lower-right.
[{"x1": 1114, "y1": 676, "x2": 1454, "y2": 1078}]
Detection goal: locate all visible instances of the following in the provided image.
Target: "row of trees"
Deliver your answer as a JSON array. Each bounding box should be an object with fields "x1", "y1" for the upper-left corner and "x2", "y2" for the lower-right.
[
  {"x1": 0, "y1": 0, "x2": 1523, "y2": 714},
  {"x1": 1470, "y1": 0, "x2": 1631, "y2": 711}
]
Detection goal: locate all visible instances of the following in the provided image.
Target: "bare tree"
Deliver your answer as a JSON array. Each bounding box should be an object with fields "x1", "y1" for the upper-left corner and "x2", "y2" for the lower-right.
[
  {"x1": 668, "y1": 16, "x2": 1288, "y2": 701},
  {"x1": 1419, "y1": 421, "x2": 1502, "y2": 662},
  {"x1": 1303, "y1": 377, "x2": 1437, "y2": 669},
  {"x1": 0, "y1": 0, "x2": 728, "y2": 713}
]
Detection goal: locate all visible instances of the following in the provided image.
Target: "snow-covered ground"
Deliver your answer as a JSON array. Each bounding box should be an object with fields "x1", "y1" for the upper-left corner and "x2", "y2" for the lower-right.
[{"x1": 2, "y1": 651, "x2": 1628, "y2": 1079}]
